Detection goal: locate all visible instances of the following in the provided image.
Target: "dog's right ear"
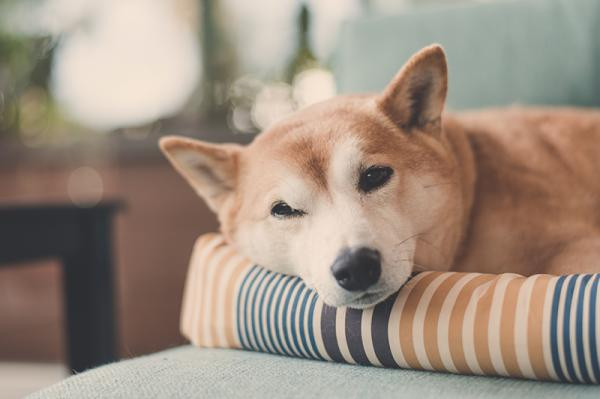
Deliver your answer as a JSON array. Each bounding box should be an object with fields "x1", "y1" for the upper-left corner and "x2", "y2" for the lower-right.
[
  {"x1": 377, "y1": 44, "x2": 448, "y2": 134},
  {"x1": 159, "y1": 136, "x2": 242, "y2": 213}
]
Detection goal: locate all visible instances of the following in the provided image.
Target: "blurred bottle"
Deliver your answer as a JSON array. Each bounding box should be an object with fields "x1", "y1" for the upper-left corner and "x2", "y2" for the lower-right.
[{"x1": 286, "y1": 4, "x2": 320, "y2": 82}]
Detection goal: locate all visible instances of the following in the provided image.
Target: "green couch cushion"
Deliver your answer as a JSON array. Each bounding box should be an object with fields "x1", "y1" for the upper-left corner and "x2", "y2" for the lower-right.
[
  {"x1": 335, "y1": 0, "x2": 600, "y2": 109},
  {"x1": 30, "y1": 347, "x2": 600, "y2": 398}
]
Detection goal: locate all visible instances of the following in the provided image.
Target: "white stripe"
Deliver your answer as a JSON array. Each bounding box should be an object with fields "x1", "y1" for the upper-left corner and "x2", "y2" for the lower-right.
[
  {"x1": 569, "y1": 275, "x2": 584, "y2": 382},
  {"x1": 312, "y1": 299, "x2": 332, "y2": 361},
  {"x1": 285, "y1": 282, "x2": 304, "y2": 357},
  {"x1": 412, "y1": 273, "x2": 453, "y2": 371},
  {"x1": 200, "y1": 248, "x2": 230, "y2": 347},
  {"x1": 581, "y1": 275, "x2": 596, "y2": 383},
  {"x1": 514, "y1": 275, "x2": 537, "y2": 379},
  {"x1": 437, "y1": 273, "x2": 479, "y2": 373},
  {"x1": 462, "y1": 281, "x2": 490, "y2": 375},
  {"x1": 335, "y1": 309, "x2": 356, "y2": 364},
  {"x1": 542, "y1": 276, "x2": 559, "y2": 381},
  {"x1": 555, "y1": 276, "x2": 572, "y2": 382},
  {"x1": 388, "y1": 272, "x2": 430, "y2": 368},
  {"x1": 190, "y1": 237, "x2": 225, "y2": 344},
  {"x1": 361, "y1": 307, "x2": 382, "y2": 366},
  {"x1": 488, "y1": 274, "x2": 519, "y2": 376}
]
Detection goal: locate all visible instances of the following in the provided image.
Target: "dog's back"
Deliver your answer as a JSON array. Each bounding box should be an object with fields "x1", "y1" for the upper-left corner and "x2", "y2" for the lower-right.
[{"x1": 449, "y1": 107, "x2": 600, "y2": 275}]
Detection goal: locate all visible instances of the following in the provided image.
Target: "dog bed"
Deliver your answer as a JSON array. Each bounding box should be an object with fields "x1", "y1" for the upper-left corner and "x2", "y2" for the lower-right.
[{"x1": 181, "y1": 234, "x2": 600, "y2": 383}]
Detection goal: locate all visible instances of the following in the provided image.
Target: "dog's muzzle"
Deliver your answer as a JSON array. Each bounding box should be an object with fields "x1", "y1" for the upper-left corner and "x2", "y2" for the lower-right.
[{"x1": 330, "y1": 247, "x2": 381, "y2": 291}]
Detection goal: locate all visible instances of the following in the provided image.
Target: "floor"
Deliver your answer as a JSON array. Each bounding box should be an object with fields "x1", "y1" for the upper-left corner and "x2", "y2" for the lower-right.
[{"x1": 0, "y1": 362, "x2": 67, "y2": 398}]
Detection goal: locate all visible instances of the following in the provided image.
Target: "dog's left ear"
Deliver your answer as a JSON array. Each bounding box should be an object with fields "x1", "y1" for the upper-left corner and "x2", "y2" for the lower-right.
[{"x1": 377, "y1": 44, "x2": 448, "y2": 134}]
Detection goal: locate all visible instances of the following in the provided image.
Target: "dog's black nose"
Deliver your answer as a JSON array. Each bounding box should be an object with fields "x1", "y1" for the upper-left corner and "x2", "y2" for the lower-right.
[{"x1": 331, "y1": 247, "x2": 381, "y2": 291}]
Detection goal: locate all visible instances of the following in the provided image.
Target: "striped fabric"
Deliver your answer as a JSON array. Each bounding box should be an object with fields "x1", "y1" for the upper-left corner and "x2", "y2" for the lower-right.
[{"x1": 181, "y1": 234, "x2": 600, "y2": 383}]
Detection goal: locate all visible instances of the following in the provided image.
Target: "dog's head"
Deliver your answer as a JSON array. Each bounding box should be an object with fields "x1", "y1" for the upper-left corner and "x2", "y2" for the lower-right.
[{"x1": 161, "y1": 45, "x2": 464, "y2": 308}]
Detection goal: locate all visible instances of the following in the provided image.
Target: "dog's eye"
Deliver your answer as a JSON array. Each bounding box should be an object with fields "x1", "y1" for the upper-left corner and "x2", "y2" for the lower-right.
[
  {"x1": 358, "y1": 166, "x2": 394, "y2": 193},
  {"x1": 271, "y1": 201, "x2": 306, "y2": 219}
]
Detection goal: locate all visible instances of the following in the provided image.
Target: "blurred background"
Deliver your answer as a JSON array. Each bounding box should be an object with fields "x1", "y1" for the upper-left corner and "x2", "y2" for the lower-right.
[{"x1": 1, "y1": 0, "x2": 598, "y2": 396}]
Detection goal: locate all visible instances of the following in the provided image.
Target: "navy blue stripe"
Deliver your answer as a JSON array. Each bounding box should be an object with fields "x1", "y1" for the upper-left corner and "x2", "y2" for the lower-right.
[
  {"x1": 244, "y1": 267, "x2": 265, "y2": 350},
  {"x1": 297, "y1": 286, "x2": 317, "y2": 359},
  {"x1": 306, "y1": 292, "x2": 324, "y2": 360},
  {"x1": 321, "y1": 304, "x2": 345, "y2": 362},
  {"x1": 550, "y1": 275, "x2": 567, "y2": 381},
  {"x1": 264, "y1": 275, "x2": 284, "y2": 354},
  {"x1": 575, "y1": 274, "x2": 592, "y2": 383},
  {"x1": 236, "y1": 266, "x2": 259, "y2": 349},
  {"x1": 562, "y1": 275, "x2": 578, "y2": 381},
  {"x1": 281, "y1": 279, "x2": 302, "y2": 357},
  {"x1": 371, "y1": 293, "x2": 398, "y2": 367},
  {"x1": 589, "y1": 275, "x2": 600, "y2": 382},
  {"x1": 272, "y1": 276, "x2": 294, "y2": 356},
  {"x1": 243, "y1": 268, "x2": 262, "y2": 350},
  {"x1": 289, "y1": 284, "x2": 306, "y2": 357},
  {"x1": 248, "y1": 269, "x2": 270, "y2": 351},
  {"x1": 256, "y1": 272, "x2": 278, "y2": 353},
  {"x1": 345, "y1": 308, "x2": 370, "y2": 365}
]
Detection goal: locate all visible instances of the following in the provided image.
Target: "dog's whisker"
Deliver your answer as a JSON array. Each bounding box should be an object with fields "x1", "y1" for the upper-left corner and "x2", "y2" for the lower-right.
[
  {"x1": 416, "y1": 236, "x2": 445, "y2": 256},
  {"x1": 412, "y1": 263, "x2": 428, "y2": 272},
  {"x1": 396, "y1": 232, "x2": 423, "y2": 248},
  {"x1": 397, "y1": 258, "x2": 437, "y2": 273}
]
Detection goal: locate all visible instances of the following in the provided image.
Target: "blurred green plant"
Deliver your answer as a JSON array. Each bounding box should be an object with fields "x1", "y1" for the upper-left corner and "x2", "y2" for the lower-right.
[{"x1": 0, "y1": 29, "x2": 57, "y2": 141}]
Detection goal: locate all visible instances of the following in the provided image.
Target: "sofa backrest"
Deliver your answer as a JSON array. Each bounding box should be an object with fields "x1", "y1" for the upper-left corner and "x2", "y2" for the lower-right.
[{"x1": 334, "y1": 0, "x2": 600, "y2": 109}]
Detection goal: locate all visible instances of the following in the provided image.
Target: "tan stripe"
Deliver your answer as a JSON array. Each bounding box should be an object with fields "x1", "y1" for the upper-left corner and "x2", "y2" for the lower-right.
[
  {"x1": 180, "y1": 234, "x2": 215, "y2": 337},
  {"x1": 528, "y1": 275, "x2": 552, "y2": 380},
  {"x1": 423, "y1": 272, "x2": 465, "y2": 371},
  {"x1": 208, "y1": 249, "x2": 237, "y2": 347},
  {"x1": 198, "y1": 242, "x2": 231, "y2": 345},
  {"x1": 222, "y1": 257, "x2": 253, "y2": 348},
  {"x1": 185, "y1": 235, "x2": 225, "y2": 343},
  {"x1": 448, "y1": 274, "x2": 496, "y2": 374},
  {"x1": 196, "y1": 244, "x2": 226, "y2": 345},
  {"x1": 473, "y1": 278, "x2": 500, "y2": 375},
  {"x1": 399, "y1": 272, "x2": 440, "y2": 369},
  {"x1": 499, "y1": 277, "x2": 525, "y2": 378}
]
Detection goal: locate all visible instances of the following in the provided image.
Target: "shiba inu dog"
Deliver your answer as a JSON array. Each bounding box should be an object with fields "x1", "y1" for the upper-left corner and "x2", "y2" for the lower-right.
[{"x1": 160, "y1": 45, "x2": 600, "y2": 308}]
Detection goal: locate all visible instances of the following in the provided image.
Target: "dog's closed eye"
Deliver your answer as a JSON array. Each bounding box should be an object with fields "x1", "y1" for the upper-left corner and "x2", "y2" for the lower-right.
[
  {"x1": 271, "y1": 201, "x2": 306, "y2": 219},
  {"x1": 358, "y1": 166, "x2": 394, "y2": 193}
]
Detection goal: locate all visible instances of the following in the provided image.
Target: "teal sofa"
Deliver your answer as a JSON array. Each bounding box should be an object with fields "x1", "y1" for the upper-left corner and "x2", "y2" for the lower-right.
[
  {"x1": 31, "y1": 0, "x2": 600, "y2": 397},
  {"x1": 335, "y1": 0, "x2": 600, "y2": 108},
  {"x1": 30, "y1": 347, "x2": 600, "y2": 398}
]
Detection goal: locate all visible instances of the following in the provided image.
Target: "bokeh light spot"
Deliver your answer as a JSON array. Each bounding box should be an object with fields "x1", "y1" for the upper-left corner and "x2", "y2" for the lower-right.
[{"x1": 67, "y1": 166, "x2": 104, "y2": 207}]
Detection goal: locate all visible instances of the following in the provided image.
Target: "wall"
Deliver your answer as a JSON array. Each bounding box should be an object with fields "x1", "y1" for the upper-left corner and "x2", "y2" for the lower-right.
[{"x1": 0, "y1": 158, "x2": 219, "y2": 362}]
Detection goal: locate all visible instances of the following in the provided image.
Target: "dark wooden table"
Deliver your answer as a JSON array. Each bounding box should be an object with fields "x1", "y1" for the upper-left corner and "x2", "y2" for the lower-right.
[{"x1": 0, "y1": 202, "x2": 121, "y2": 372}]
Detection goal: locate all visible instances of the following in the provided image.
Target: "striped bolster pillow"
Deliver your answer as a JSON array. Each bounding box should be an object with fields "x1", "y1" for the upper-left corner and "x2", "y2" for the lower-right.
[{"x1": 180, "y1": 233, "x2": 600, "y2": 383}]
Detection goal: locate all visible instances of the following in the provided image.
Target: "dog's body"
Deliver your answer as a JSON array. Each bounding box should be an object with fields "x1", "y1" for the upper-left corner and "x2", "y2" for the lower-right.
[
  {"x1": 161, "y1": 45, "x2": 600, "y2": 308},
  {"x1": 439, "y1": 107, "x2": 600, "y2": 276}
]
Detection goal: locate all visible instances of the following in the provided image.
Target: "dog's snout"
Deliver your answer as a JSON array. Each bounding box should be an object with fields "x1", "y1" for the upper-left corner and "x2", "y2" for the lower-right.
[{"x1": 331, "y1": 247, "x2": 381, "y2": 291}]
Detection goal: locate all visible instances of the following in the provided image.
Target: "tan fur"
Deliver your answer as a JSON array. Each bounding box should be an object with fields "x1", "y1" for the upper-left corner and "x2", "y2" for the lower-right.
[
  {"x1": 450, "y1": 107, "x2": 600, "y2": 275},
  {"x1": 161, "y1": 45, "x2": 600, "y2": 303}
]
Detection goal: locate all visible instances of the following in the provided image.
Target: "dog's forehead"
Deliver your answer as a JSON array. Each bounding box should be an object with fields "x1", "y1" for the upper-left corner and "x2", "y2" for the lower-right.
[{"x1": 245, "y1": 95, "x2": 391, "y2": 189}]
